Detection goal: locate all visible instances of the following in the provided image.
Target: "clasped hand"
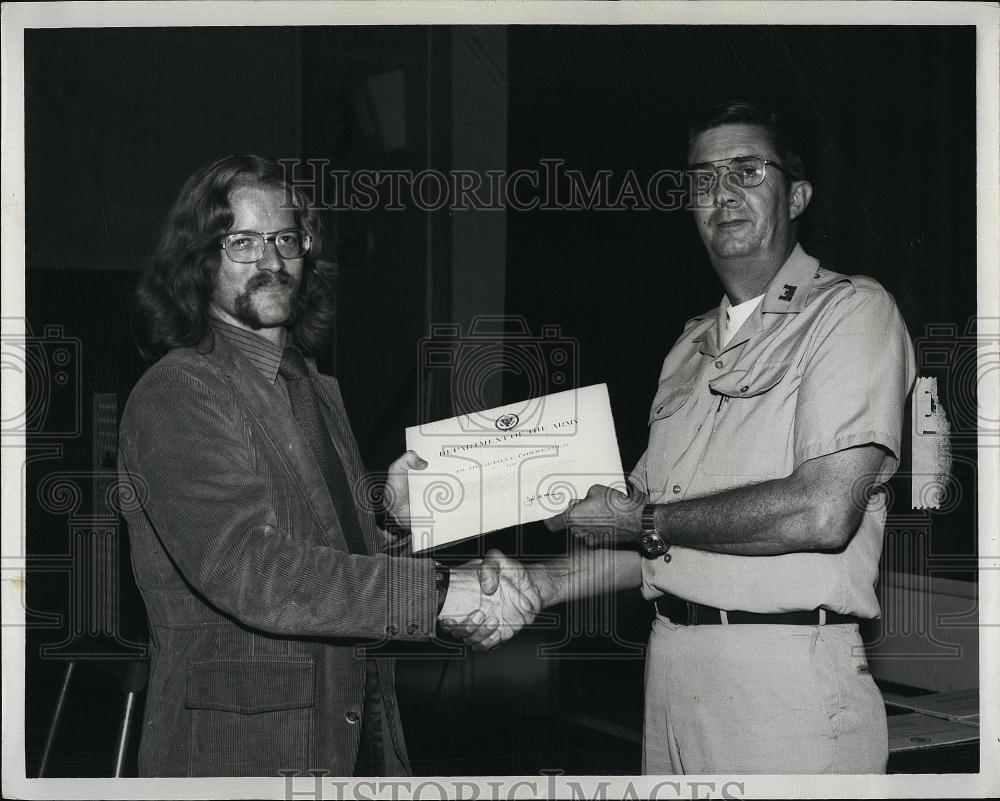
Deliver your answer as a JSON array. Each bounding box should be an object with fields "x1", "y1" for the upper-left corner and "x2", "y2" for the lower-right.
[
  {"x1": 438, "y1": 550, "x2": 546, "y2": 651},
  {"x1": 543, "y1": 483, "x2": 645, "y2": 547}
]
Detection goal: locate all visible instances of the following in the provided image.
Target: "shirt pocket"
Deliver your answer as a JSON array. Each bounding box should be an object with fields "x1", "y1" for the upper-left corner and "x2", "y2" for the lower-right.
[
  {"x1": 702, "y1": 358, "x2": 796, "y2": 478},
  {"x1": 185, "y1": 657, "x2": 315, "y2": 776},
  {"x1": 708, "y1": 358, "x2": 793, "y2": 400},
  {"x1": 647, "y1": 379, "x2": 697, "y2": 425}
]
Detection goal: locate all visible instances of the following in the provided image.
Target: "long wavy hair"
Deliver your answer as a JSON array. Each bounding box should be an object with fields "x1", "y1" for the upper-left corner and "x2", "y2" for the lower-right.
[{"x1": 133, "y1": 155, "x2": 334, "y2": 360}]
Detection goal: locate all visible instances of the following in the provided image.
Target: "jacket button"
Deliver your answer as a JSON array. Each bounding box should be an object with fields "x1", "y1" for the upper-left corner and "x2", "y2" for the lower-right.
[
  {"x1": 672, "y1": 485, "x2": 681, "y2": 494},
  {"x1": 407, "y1": 623, "x2": 419, "y2": 634},
  {"x1": 739, "y1": 385, "x2": 749, "y2": 394},
  {"x1": 714, "y1": 360, "x2": 724, "y2": 369},
  {"x1": 385, "y1": 624, "x2": 399, "y2": 636},
  {"x1": 346, "y1": 711, "x2": 360, "y2": 724}
]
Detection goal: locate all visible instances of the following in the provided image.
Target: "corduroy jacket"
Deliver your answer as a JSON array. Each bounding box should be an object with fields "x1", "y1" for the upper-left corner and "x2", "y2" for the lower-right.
[{"x1": 118, "y1": 333, "x2": 438, "y2": 777}]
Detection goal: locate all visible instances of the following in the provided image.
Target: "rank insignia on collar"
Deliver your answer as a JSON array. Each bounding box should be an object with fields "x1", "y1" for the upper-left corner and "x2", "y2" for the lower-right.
[{"x1": 777, "y1": 284, "x2": 797, "y2": 302}]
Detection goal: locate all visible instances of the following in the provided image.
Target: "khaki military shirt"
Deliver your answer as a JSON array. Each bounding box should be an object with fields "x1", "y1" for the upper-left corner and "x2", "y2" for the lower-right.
[{"x1": 630, "y1": 244, "x2": 916, "y2": 618}]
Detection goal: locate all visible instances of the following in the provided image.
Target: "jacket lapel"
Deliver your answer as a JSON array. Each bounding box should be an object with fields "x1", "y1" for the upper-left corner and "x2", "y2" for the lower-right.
[
  {"x1": 309, "y1": 367, "x2": 383, "y2": 556},
  {"x1": 205, "y1": 336, "x2": 346, "y2": 549}
]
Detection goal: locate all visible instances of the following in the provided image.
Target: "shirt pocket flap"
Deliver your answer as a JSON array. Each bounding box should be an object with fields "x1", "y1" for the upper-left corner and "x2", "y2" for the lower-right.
[
  {"x1": 185, "y1": 658, "x2": 315, "y2": 714},
  {"x1": 709, "y1": 359, "x2": 793, "y2": 398},
  {"x1": 648, "y1": 380, "x2": 696, "y2": 424}
]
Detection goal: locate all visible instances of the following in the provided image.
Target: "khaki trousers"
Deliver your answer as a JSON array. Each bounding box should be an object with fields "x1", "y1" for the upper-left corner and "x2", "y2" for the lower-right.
[{"x1": 643, "y1": 615, "x2": 888, "y2": 774}]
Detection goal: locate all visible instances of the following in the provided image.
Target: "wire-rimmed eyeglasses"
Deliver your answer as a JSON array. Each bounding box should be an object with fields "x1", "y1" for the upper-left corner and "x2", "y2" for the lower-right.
[
  {"x1": 686, "y1": 155, "x2": 787, "y2": 197},
  {"x1": 220, "y1": 229, "x2": 311, "y2": 263}
]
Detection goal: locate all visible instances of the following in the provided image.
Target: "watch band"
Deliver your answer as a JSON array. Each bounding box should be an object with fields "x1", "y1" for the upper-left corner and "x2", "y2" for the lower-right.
[
  {"x1": 433, "y1": 560, "x2": 450, "y2": 614},
  {"x1": 639, "y1": 504, "x2": 670, "y2": 559}
]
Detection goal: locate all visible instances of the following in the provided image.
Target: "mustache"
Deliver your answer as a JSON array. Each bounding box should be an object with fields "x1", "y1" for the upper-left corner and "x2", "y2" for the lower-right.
[{"x1": 246, "y1": 271, "x2": 298, "y2": 291}]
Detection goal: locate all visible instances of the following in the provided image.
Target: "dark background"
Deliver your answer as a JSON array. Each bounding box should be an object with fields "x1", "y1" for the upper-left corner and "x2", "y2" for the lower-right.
[{"x1": 21, "y1": 25, "x2": 978, "y2": 777}]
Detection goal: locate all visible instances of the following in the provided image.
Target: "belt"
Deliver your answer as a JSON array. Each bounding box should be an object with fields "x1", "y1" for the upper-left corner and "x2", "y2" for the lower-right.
[{"x1": 654, "y1": 594, "x2": 858, "y2": 626}]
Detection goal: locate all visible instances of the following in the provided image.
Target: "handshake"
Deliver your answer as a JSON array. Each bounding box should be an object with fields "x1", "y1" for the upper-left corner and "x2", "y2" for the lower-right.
[
  {"x1": 436, "y1": 550, "x2": 554, "y2": 651},
  {"x1": 386, "y1": 453, "x2": 638, "y2": 650}
]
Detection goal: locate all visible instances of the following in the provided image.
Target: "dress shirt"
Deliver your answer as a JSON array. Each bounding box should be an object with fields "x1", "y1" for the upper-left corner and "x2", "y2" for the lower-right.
[{"x1": 630, "y1": 244, "x2": 916, "y2": 617}]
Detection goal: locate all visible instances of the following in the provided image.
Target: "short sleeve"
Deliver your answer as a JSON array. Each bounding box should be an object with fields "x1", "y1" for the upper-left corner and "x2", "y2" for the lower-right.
[
  {"x1": 793, "y1": 283, "x2": 916, "y2": 483},
  {"x1": 629, "y1": 449, "x2": 650, "y2": 496}
]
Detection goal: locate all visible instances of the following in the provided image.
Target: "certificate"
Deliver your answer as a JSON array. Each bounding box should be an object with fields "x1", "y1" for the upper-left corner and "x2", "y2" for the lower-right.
[{"x1": 405, "y1": 383, "x2": 626, "y2": 552}]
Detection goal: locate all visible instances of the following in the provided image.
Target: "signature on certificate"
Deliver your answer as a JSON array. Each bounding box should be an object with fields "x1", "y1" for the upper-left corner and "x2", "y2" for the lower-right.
[{"x1": 524, "y1": 490, "x2": 569, "y2": 507}]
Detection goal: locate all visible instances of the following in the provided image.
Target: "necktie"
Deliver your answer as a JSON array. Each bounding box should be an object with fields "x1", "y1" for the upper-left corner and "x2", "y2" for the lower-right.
[
  {"x1": 278, "y1": 347, "x2": 369, "y2": 556},
  {"x1": 278, "y1": 347, "x2": 383, "y2": 775}
]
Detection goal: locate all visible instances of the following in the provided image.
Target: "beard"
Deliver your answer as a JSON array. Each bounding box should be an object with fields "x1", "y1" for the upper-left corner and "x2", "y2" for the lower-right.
[{"x1": 233, "y1": 270, "x2": 303, "y2": 330}]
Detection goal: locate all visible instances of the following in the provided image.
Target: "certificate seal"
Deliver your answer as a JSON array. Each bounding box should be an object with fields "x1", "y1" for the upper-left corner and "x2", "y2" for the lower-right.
[{"x1": 495, "y1": 412, "x2": 519, "y2": 431}]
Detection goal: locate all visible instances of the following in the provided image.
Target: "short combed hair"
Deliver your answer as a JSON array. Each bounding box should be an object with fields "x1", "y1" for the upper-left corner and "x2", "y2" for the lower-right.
[
  {"x1": 688, "y1": 101, "x2": 806, "y2": 181},
  {"x1": 133, "y1": 154, "x2": 334, "y2": 360}
]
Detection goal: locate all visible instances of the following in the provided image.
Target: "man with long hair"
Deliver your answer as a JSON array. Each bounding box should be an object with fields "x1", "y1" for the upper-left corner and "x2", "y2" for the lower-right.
[{"x1": 118, "y1": 155, "x2": 537, "y2": 777}]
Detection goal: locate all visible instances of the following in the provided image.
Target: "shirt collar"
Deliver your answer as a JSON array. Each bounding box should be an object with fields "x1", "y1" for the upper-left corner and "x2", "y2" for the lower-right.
[
  {"x1": 209, "y1": 316, "x2": 285, "y2": 384},
  {"x1": 759, "y1": 242, "x2": 820, "y2": 314},
  {"x1": 720, "y1": 293, "x2": 765, "y2": 348},
  {"x1": 689, "y1": 243, "x2": 819, "y2": 356},
  {"x1": 722, "y1": 293, "x2": 766, "y2": 322}
]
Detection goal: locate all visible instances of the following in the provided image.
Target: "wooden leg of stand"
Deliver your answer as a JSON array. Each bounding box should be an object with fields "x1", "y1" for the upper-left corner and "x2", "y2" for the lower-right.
[{"x1": 38, "y1": 661, "x2": 75, "y2": 777}]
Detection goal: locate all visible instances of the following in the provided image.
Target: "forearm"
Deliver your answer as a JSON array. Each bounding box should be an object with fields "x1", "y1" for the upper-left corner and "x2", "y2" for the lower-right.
[
  {"x1": 650, "y1": 475, "x2": 824, "y2": 555},
  {"x1": 649, "y1": 445, "x2": 886, "y2": 555},
  {"x1": 531, "y1": 548, "x2": 642, "y2": 607},
  {"x1": 206, "y1": 527, "x2": 438, "y2": 639},
  {"x1": 132, "y1": 472, "x2": 439, "y2": 640}
]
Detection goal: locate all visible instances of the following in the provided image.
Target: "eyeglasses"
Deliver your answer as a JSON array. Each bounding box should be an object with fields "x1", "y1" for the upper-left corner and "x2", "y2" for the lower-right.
[
  {"x1": 685, "y1": 155, "x2": 787, "y2": 196},
  {"x1": 220, "y1": 229, "x2": 311, "y2": 263}
]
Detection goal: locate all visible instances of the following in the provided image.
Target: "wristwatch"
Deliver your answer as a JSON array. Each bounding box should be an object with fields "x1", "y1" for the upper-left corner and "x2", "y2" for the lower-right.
[{"x1": 638, "y1": 504, "x2": 670, "y2": 559}]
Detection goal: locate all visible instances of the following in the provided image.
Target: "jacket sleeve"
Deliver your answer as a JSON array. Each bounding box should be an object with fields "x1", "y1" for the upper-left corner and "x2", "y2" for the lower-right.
[{"x1": 119, "y1": 364, "x2": 439, "y2": 641}]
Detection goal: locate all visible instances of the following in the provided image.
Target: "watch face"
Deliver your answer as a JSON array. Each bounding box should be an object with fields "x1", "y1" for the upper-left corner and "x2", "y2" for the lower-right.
[{"x1": 640, "y1": 534, "x2": 666, "y2": 557}]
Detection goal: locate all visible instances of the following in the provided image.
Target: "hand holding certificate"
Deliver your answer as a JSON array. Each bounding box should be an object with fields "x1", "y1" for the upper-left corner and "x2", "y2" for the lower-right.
[{"x1": 405, "y1": 383, "x2": 626, "y2": 552}]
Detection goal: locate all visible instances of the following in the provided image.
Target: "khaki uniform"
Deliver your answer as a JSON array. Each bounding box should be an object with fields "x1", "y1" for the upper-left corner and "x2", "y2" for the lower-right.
[{"x1": 630, "y1": 245, "x2": 916, "y2": 773}]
